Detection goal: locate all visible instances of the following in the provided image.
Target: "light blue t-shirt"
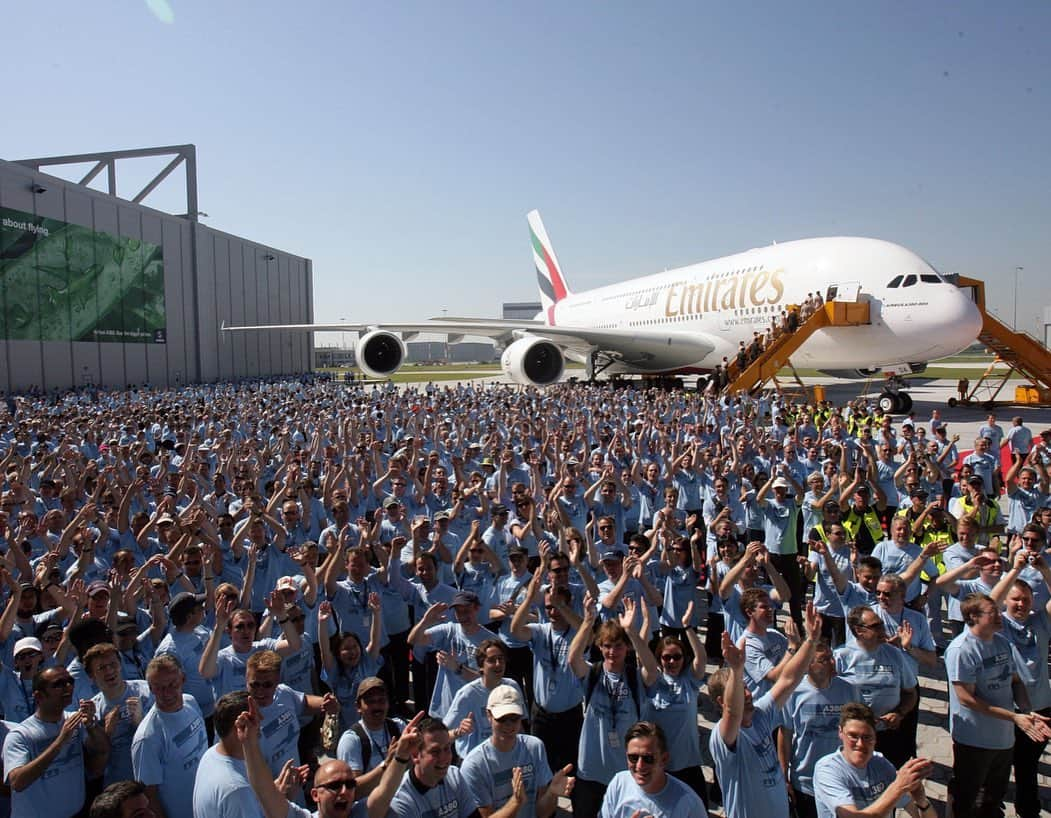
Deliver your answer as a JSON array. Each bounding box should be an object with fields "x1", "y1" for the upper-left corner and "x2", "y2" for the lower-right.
[
  {"x1": 444, "y1": 678, "x2": 523, "y2": 759},
  {"x1": 578, "y1": 664, "x2": 644, "y2": 785},
  {"x1": 642, "y1": 671, "x2": 705, "y2": 770},
  {"x1": 0, "y1": 669, "x2": 34, "y2": 725},
  {"x1": 336, "y1": 717, "x2": 407, "y2": 773},
  {"x1": 92, "y1": 679, "x2": 155, "y2": 785},
  {"x1": 945, "y1": 629, "x2": 1017, "y2": 749},
  {"x1": 784, "y1": 677, "x2": 856, "y2": 795},
  {"x1": 813, "y1": 749, "x2": 906, "y2": 818},
  {"x1": 525, "y1": 623, "x2": 583, "y2": 713},
  {"x1": 423, "y1": 623, "x2": 496, "y2": 720},
  {"x1": 1001, "y1": 609, "x2": 1051, "y2": 711},
  {"x1": 743, "y1": 629, "x2": 788, "y2": 697},
  {"x1": 461, "y1": 734, "x2": 553, "y2": 818},
  {"x1": 388, "y1": 763, "x2": 478, "y2": 818},
  {"x1": 211, "y1": 638, "x2": 282, "y2": 699},
  {"x1": 808, "y1": 546, "x2": 853, "y2": 619},
  {"x1": 192, "y1": 744, "x2": 266, "y2": 818},
  {"x1": 709, "y1": 692, "x2": 790, "y2": 818},
  {"x1": 762, "y1": 497, "x2": 799, "y2": 555},
  {"x1": 155, "y1": 627, "x2": 215, "y2": 716},
  {"x1": 131, "y1": 695, "x2": 209, "y2": 818},
  {"x1": 833, "y1": 642, "x2": 917, "y2": 720},
  {"x1": 660, "y1": 565, "x2": 702, "y2": 629},
  {"x1": 258, "y1": 684, "x2": 307, "y2": 776},
  {"x1": 599, "y1": 768, "x2": 706, "y2": 818},
  {"x1": 870, "y1": 540, "x2": 936, "y2": 603},
  {"x1": 2, "y1": 713, "x2": 86, "y2": 818}
]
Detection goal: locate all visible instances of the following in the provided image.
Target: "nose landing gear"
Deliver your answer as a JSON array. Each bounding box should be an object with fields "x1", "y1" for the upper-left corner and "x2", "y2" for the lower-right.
[{"x1": 877, "y1": 376, "x2": 912, "y2": 414}]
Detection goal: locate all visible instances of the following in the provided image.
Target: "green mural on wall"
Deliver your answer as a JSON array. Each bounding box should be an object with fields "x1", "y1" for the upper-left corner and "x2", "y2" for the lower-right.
[{"x1": 0, "y1": 206, "x2": 166, "y2": 343}]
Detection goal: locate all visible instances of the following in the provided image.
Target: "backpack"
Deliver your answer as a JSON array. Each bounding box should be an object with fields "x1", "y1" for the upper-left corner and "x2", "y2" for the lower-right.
[
  {"x1": 584, "y1": 662, "x2": 641, "y2": 719},
  {"x1": 352, "y1": 719, "x2": 403, "y2": 769}
]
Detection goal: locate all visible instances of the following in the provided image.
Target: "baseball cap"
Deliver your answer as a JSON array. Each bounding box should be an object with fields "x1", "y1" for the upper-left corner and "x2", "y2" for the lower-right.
[
  {"x1": 772, "y1": 477, "x2": 790, "y2": 489},
  {"x1": 909, "y1": 488, "x2": 929, "y2": 499},
  {"x1": 356, "y1": 677, "x2": 387, "y2": 701},
  {"x1": 169, "y1": 592, "x2": 207, "y2": 621},
  {"x1": 487, "y1": 685, "x2": 524, "y2": 720},
  {"x1": 382, "y1": 496, "x2": 401, "y2": 509},
  {"x1": 451, "y1": 590, "x2": 480, "y2": 607},
  {"x1": 491, "y1": 503, "x2": 509, "y2": 515},
  {"x1": 600, "y1": 548, "x2": 625, "y2": 562},
  {"x1": 86, "y1": 581, "x2": 110, "y2": 597},
  {"x1": 156, "y1": 514, "x2": 176, "y2": 526},
  {"x1": 13, "y1": 637, "x2": 43, "y2": 657},
  {"x1": 433, "y1": 509, "x2": 451, "y2": 520},
  {"x1": 275, "y1": 576, "x2": 300, "y2": 593},
  {"x1": 967, "y1": 475, "x2": 985, "y2": 487}
]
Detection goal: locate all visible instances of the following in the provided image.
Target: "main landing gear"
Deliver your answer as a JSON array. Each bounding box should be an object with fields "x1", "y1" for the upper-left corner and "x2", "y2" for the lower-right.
[{"x1": 877, "y1": 376, "x2": 913, "y2": 414}]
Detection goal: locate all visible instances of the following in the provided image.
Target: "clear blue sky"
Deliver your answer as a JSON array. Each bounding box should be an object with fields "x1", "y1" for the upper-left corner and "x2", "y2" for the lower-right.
[{"x1": 6, "y1": 1, "x2": 1050, "y2": 343}]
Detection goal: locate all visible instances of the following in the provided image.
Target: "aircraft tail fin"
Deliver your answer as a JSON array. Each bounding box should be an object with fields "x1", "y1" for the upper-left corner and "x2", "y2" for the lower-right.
[{"x1": 528, "y1": 209, "x2": 571, "y2": 325}]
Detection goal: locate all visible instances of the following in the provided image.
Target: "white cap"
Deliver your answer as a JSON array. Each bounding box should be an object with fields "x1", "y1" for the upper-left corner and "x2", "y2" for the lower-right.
[
  {"x1": 487, "y1": 685, "x2": 524, "y2": 720},
  {"x1": 13, "y1": 637, "x2": 43, "y2": 657},
  {"x1": 772, "y1": 477, "x2": 790, "y2": 489}
]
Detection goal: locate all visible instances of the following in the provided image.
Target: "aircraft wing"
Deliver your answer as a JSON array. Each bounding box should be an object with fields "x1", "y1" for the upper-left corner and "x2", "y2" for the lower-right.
[{"x1": 222, "y1": 318, "x2": 716, "y2": 370}]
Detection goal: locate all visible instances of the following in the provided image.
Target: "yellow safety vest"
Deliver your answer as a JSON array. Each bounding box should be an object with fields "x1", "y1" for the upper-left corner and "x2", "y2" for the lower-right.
[
  {"x1": 919, "y1": 525, "x2": 954, "y2": 581},
  {"x1": 842, "y1": 506, "x2": 884, "y2": 546},
  {"x1": 957, "y1": 496, "x2": 1000, "y2": 547}
]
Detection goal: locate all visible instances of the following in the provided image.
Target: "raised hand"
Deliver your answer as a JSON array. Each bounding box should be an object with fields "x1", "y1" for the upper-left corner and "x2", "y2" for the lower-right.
[
  {"x1": 392, "y1": 711, "x2": 426, "y2": 759},
  {"x1": 318, "y1": 601, "x2": 333, "y2": 626},
  {"x1": 618, "y1": 596, "x2": 637, "y2": 630},
  {"x1": 721, "y1": 631, "x2": 744, "y2": 669},
  {"x1": 549, "y1": 763, "x2": 575, "y2": 798},
  {"x1": 898, "y1": 620, "x2": 914, "y2": 652},
  {"x1": 681, "y1": 599, "x2": 695, "y2": 629}
]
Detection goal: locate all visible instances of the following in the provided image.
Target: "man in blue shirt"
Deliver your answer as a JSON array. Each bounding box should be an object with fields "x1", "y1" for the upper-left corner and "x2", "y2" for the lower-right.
[
  {"x1": 3, "y1": 666, "x2": 110, "y2": 818},
  {"x1": 944, "y1": 593, "x2": 1051, "y2": 818},
  {"x1": 599, "y1": 721, "x2": 705, "y2": 818},
  {"x1": 131, "y1": 654, "x2": 209, "y2": 818},
  {"x1": 779, "y1": 640, "x2": 855, "y2": 818},
  {"x1": 812, "y1": 702, "x2": 936, "y2": 818},
  {"x1": 708, "y1": 601, "x2": 823, "y2": 818},
  {"x1": 460, "y1": 686, "x2": 572, "y2": 818},
  {"x1": 192, "y1": 690, "x2": 264, "y2": 818}
]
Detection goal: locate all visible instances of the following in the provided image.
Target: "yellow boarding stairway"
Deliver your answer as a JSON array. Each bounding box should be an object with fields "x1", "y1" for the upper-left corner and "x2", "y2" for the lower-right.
[
  {"x1": 951, "y1": 276, "x2": 1051, "y2": 408},
  {"x1": 722, "y1": 299, "x2": 871, "y2": 396}
]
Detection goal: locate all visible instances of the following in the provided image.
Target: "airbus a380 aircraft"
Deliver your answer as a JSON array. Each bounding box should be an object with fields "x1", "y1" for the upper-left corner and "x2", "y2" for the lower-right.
[{"x1": 224, "y1": 210, "x2": 983, "y2": 409}]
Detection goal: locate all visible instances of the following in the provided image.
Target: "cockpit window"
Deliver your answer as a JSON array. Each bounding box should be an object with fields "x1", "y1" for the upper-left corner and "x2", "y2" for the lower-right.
[
  {"x1": 902, "y1": 274, "x2": 917, "y2": 287},
  {"x1": 887, "y1": 275, "x2": 903, "y2": 288},
  {"x1": 920, "y1": 274, "x2": 941, "y2": 283}
]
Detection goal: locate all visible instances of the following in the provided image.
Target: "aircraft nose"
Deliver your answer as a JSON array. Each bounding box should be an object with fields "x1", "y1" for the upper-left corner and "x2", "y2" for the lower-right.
[{"x1": 943, "y1": 290, "x2": 983, "y2": 354}]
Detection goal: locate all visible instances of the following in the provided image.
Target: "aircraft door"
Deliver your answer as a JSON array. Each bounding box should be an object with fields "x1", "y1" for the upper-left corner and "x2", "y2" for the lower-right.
[{"x1": 826, "y1": 282, "x2": 861, "y2": 302}]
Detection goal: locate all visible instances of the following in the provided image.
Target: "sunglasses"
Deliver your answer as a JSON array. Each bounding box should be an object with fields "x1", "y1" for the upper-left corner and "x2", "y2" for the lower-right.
[
  {"x1": 495, "y1": 713, "x2": 522, "y2": 724},
  {"x1": 317, "y1": 779, "x2": 357, "y2": 793},
  {"x1": 660, "y1": 654, "x2": 684, "y2": 662},
  {"x1": 627, "y1": 753, "x2": 656, "y2": 765}
]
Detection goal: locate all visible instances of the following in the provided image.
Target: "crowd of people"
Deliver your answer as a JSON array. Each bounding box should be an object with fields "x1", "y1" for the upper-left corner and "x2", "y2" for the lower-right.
[{"x1": 0, "y1": 375, "x2": 1048, "y2": 818}]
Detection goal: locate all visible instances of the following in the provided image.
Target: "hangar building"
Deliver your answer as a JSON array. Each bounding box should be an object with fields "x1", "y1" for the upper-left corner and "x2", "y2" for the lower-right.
[{"x1": 0, "y1": 145, "x2": 312, "y2": 393}]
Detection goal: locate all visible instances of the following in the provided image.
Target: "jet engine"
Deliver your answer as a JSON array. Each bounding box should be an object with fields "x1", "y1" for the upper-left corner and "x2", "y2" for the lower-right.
[
  {"x1": 357, "y1": 330, "x2": 407, "y2": 379},
  {"x1": 500, "y1": 337, "x2": 564, "y2": 386}
]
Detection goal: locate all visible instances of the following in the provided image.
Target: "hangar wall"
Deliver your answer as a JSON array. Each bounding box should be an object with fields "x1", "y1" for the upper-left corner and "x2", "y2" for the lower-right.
[{"x1": 0, "y1": 158, "x2": 312, "y2": 392}]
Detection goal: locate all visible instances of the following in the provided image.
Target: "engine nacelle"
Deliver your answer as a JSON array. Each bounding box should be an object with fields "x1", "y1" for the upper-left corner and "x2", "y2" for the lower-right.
[
  {"x1": 356, "y1": 330, "x2": 407, "y2": 379},
  {"x1": 500, "y1": 337, "x2": 564, "y2": 386}
]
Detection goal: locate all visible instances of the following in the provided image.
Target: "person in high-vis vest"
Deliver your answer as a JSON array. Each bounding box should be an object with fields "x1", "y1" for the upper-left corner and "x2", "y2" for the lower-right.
[
  {"x1": 841, "y1": 484, "x2": 885, "y2": 557},
  {"x1": 949, "y1": 475, "x2": 1003, "y2": 547},
  {"x1": 916, "y1": 504, "x2": 956, "y2": 648}
]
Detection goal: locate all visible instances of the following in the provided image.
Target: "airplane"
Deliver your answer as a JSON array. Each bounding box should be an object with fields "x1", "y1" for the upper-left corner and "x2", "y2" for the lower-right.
[{"x1": 223, "y1": 210, "x2": 984, "y2": 412}]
